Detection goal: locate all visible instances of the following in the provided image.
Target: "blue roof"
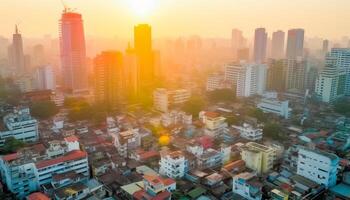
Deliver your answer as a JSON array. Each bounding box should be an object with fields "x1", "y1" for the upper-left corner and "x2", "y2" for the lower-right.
[{"x1": 330, "y1": 183, "x2": 350, "y2": 198}]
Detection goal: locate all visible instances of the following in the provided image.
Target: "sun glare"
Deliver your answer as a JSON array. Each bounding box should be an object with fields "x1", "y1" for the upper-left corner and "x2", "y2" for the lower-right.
[{"x1": 129, "y1": 0, "x2": 156, "y2": 18}]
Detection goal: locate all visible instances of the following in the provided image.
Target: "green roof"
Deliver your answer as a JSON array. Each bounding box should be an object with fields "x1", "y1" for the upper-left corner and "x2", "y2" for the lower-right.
[{"x1": 187, "y1": 187, "x2": 206, "y2": 199}]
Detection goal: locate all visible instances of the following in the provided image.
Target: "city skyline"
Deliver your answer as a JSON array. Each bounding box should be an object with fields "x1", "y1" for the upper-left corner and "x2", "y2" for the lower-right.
[{"x1": 0, "y1": 0, "x2": 349, "y2": 39}]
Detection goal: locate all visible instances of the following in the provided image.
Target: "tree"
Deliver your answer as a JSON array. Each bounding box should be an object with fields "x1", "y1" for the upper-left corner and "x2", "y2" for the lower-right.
[
  {"x1": 182, "y1": 96, "x2": 206, "y2": 117},
  {"x1": 263, "y1": 122, "x2": 284, "y2": 140},
  {"x1": 2, "y1": 137, "x2": 25, "y2": 154},
  {"x1": 248, "y1": 108, "x2": 267, "y2": 123},
  {"x1": 226, "y1": 115, "x2": 240, "y2": 126},
  {"x1": 207, "y1": 89, "x2": 235, "y2": 103},
  {"x1": 30, "y1": 100, "x2": 59, "y2": 119}
]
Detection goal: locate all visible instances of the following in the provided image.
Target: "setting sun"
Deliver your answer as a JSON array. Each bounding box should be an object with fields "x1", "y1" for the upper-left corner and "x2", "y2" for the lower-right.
[{"x1": 129, "y1": 0, "x2": 156, "y2": 18}]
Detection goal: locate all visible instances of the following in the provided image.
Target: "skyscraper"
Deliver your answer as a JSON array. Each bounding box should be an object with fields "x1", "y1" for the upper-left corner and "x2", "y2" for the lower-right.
[
  {"x1": 35, "y1": 65, "x2": 55, "y2": 91},
  {"x1": 94, "y1": 51, "x2": 123, "y2": 109},
  {"x1": 59, "y1": 10, "x2": 88, "y2": 93},
  {"x1": 271, "y1": 30, "x2": 285, "y2": 59},
  {"x1": 9, "y1": 25, "x2": 25, "y2": 75},
  {"x1": 323, "y1": 39, "x2": 329, "y2": 55},
  {"x1": 253, "y1": 28, "x2": 268, "y2": 64},
  {"x1": 267, "y1": 59, "x2": 286, "y2": 92},
  {"x1": 236, "y1": 63, "x2": 267, "y2": 97},
  {"x1": 231, "y1": 29, "x2": 244, "y2": 61},
  {"x1": 286, "y1": 29, "x2": 304, "y2": 59},
  {"x1": 284, "y1": 59, "x2": 306, "y2": 92},
  {"x1": 134, "y1": 24, "x2": 155, "y2": 93}
]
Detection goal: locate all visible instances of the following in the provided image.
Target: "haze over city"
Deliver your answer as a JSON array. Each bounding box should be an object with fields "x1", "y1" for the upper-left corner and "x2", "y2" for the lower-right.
[{"x1": 0, "y1": 1, "x2": 350, "y2": 200}]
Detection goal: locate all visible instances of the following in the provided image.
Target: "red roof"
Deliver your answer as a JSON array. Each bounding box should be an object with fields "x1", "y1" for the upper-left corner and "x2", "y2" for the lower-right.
[
  {"x1": 223, "y1": 160, "x2": 245, "y2": 172},
  {"x1": 64, "y1": 135, "x2": 79, "y2": 142},
  {"x1": 36, "y1": 150, "x2": 87, "y2": 169},
  {"x1": 143, "y1": 175, "x2": 175, "y2": 187},
  {"x1": 139, "y1": 151, "x2": 159, "y2": 161},
  {"x1": 133, "y1": 190, "x2": 171, "y2": 200},
  {"x1": 204, "y1": 111, "x2": 220, "y2": 118},
  {"x1": 27, "y1": 192, "x2": 50, "y2": 200},
  {"x1": 2, "y1": 153, "x2": 18, "y2": 162}
]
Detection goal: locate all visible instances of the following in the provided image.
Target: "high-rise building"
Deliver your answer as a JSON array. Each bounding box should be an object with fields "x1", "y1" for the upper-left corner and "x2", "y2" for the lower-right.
[
  {"x1": 285, "y1": 59, "x2": 306, "y2": 92},
  {"x1": 286, "y1": 29, "x2": 304, "y2": 59},
  {"x1": 327, "y1": 48, "x2": 350, "y2": 95},
  {"x1": 253, "y1": 28, "x2": 268, "y2": 64},
  {"x1": 236, "y1": 64, "x2": 267, "y2": 97},
  {"x1": 271, "y1": 30, "x2": 285, "y2": 59},
  {"x1": 59, "y1": 10, "x2": 88, "y2": 93},
  {"x1": 323, "y1": 39, "x2": 329, "y2": 55},
  {"x1": 231, "y1": 29, "x2": 245, "y2": 61},
  {"x1": 124, "y1": 45, "x2": 139, "y2": 98},
  {"x1": 134, "y1": 24, "x2": 155, "y2": 92},
  {"x1": 35, "y1": 65, "x2": 55, "y2": 90},
  {"x1": 8, "y1": 25, "x2": 25, "y2": 75},
  {"x1": 94, "y1": 51, "x2": 123, "y2": 109},
  {"x1": 315, "y1": 56, "x2": 346, "y2": 103},
  {"x1": 267, "y1": 59, "x2": 286, "y2": 92},
  {"x1": 237, "y1": 48, "x2": 250, "y2": 62}
]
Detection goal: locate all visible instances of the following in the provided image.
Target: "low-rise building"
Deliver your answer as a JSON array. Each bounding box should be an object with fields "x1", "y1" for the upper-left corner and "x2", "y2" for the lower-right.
[
  {"x1": 153, "y1": 88, "x2": 191, "y2": 112},
  {"x1": 297, "y1": 148, "x2": 339, "y2": 188},
  {"x1": 232, "y1": 172, "x2": 262, "y2": 200},
  {"x1": 159, "y1": 151, "x2": 188, "y2": 179},
  {"x1": 257, "y1": 98, "x2": 291, "y2": 119},
  {"x1": 232, "y1": 123, "x2": 263, "y2": 141},
  {"x1": 110, "y1": 128, "x2": 142, "y2": 158},
  {"x1": 161, "y1": 110, "x2": 192, "y2": 127},
  {"x1": 240, "y1": 142, "x2": 276, "y2": 174},
  {"x1": 0, "y1": 137, "x2": 89, "y2": 199},
  {"x1": 0, "y1": 107, "x2": 39, "y2": 146},
  {"x1": 199, "y1": 111, "x2": 227, "y2": 137}
]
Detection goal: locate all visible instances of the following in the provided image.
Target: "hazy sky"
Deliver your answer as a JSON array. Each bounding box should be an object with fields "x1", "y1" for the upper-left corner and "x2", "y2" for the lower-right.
[{"x1": 1, "y1": 0, "x2": 349, "y2": 39}]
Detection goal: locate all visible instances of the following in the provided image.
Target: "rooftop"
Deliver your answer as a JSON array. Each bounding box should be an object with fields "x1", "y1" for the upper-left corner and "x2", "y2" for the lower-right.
[{"x1": 36, "y1": 150, "x2": 87, "y2": 169}]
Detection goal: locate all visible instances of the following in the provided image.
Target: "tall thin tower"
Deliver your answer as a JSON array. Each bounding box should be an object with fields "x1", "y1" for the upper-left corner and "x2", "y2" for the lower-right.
[
  {"x1": 10, "y1": 25, "x2": 25, "y2": 75},
  {"x1": 59, "y1": 9, "x2": 88, "y2": 93},
  {"x1": 253, "y1": 28, "x2": 268, "y2": 64}
]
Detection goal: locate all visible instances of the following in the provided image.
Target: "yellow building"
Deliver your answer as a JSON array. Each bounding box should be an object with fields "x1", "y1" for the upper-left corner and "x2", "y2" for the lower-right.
[
  {"x1": 271, "y1": 189, "x2": 289, "y2": 200},
  {"x1": 240, "y1": 142, "x2": 275, "y2": 174}
]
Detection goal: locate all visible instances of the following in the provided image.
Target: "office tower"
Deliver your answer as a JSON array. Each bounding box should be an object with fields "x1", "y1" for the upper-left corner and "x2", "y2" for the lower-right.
[
  {"x1": 236, "y1": 63, "x2": 267, "y2": 97},
  {"x1": 271, "y1": 30, "x2": 285, "y2": 59},
  {"x1": 8, "y1": 25, "x2": 25, "y2": 75},
  {"x1": 327, "y1": 48, "x2": 350, "y2": 95},
  {"x1": 94, "y1": 51, "x2": 123, "y2": 109},
  {"x1": 285, "y1": 59, "x2": 306, "y2": 92},
  {"x1": 315, "y1": 55, "x2": 346, "y2": 103},
  {"x1": 323, "y1": 39, "x2": 329, "y2": 54},
  {"x1": 286, "y1": 29, "x2": 305, "y2": 59},
  {"x1": 59, "y1": 10, "x2": 88, "y2": 93},
  {"x1": 305, "y1": 65, "x2": 318, "y2": 91},
  {"x1": 32, "y1": 44, "x2": 46, "y2": 67},
  {"x1": 297, "y1": 148, "x2": 339, "y2": 188},
  {"x1": 231, "y1": 29, "x2": 244, "y2": 61},
  {"x1": 124, "y1": 45, "x2": 139, "y2": 98},
  {"x1": 35, "y1": 65, "x2": 55, "y2": 90},
  {"x1": 134, "y1": 24, "x2": 155, "y2": 92},
  {"x1": 267, "y1": 59, "x2": 286, "y2": 92},
  {"x1": 253, "y1": 28, "x2": 268, "y2": 63}
]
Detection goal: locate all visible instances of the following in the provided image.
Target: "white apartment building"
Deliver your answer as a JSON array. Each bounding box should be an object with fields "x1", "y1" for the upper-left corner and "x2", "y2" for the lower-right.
[
  {"x1": 0, "y1": 137, "x2": 88, "y2": 199},
  {"x1": 232, "y1": 172, "x2": 262, "y2": 200},
  {"x1": 35, "y1": 65, "x2": 55, "y2": 91},
  {"x1": 257, "y1": 98, "x2": 291, "y2": 119},
  {"x1": 0, "y1": 107, "x2": 39, "y2": 146},
  {"x1": 315, "y1": 56, "x2": 347, "y2": 103},
  {"x1": 161, "y1": 110, "x2": 192, "y2": 127},
  {"x1": 232, "y1": 123, "x2": 263, "y2": 141},
  {"x1": 199, "y1": 111, "x2": 227, "y2": 137},
  {"x1": 327, "y1": 48, "x2": 350, "y2": 95},
  {"x1": 297, "y1": 148, "x2": 339, "y2": 188},
  {"x1": 236, "y1": 64, "x2": 267, "y2": 97},
  {"x1": 159, "y1": 151, "x2": 188, "y2": 179},
  {"x1": 153, "y1": 88, "x2": 191, "y2": 112},
  {"x1": 206, "y1": 73, "x2": 231, "y2": 91}
]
